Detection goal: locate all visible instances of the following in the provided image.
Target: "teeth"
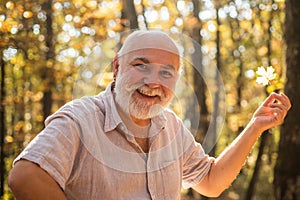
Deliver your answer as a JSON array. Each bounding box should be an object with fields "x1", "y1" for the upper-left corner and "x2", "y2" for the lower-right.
[{"x1": 138, "y1": 88, "x2": 157, "y2": 97}]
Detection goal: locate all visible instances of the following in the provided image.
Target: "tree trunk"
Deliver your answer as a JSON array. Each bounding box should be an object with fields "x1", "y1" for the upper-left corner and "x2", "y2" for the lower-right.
[
  {"x1": 121, "y1": 0, "x2": 139, "y2": 29},
  {"x1": 190, "y1": 0, "x2": 209, "y2": 145},
  {"x1": 0, "y1": 49, "x2": 5, "y2": 197},
  {"x1": 274, "y1": 0, "x2": 300, "y2": 199},
  {"x1": 246, "y1": 1, "x2": 275, "y2": 198},
  {"x1": 208, "y1": 0, "x2": 221, "y2": 157},
  {"x1": 246, "y1": 131, "x2": 269, "y2": 200},
  {"x1": 191, "y1": 31, "x2": 208, "y2": 144},
  {"x1": 185, "y1": 1, "x2": 209, "y2": 199},
  {"x1": 41, "y1": 0, "x2": 55, "y2": 121}
]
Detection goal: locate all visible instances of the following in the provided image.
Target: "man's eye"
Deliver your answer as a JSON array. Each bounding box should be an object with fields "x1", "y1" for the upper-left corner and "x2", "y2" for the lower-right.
[
  {"x1": 161, "y1": 70, "x2": 173, "y2": 78},
  {"x1": 134, "y1": 63, "x2": 148, "y2": 70}
]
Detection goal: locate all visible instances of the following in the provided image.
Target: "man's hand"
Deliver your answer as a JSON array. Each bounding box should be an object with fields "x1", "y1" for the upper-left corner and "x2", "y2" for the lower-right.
[{"x1": 251, "y1": 92, "x2": 291, "y2": 133}]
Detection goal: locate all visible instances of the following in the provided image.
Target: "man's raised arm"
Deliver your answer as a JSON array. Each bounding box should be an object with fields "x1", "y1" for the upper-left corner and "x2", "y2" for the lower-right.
[{"x1": 193, "y1": 92, "x2": 291, "y2": 197}]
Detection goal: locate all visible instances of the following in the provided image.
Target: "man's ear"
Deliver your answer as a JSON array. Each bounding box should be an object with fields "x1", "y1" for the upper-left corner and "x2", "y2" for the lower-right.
[{"x1": 113, "y1": 56, "x2": 119, "y2": 78}]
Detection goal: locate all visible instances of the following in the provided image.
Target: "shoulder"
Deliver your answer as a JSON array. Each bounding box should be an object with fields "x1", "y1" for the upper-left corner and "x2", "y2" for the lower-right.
[
  {"x1": 65, "y1": 93, "x2": 105, "y2": 114},
  {"x1": 162, "y1": 108, "x2": 197, "y2": 140},
  {"x1": 163, "y1": 108, "x2": 184, "y2": 126},
  {"x1": 45, "y1": 92, "x2": 106, "y2": 126}
]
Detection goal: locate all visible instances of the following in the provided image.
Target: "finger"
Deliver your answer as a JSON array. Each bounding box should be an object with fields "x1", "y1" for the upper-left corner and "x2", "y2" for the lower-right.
[
  {"x1": 265, "y1": 93, "x2": 289, "y2": 109},
  {"x1": 262, "y1": 92, "x2": 278, "y2": 106},
  {"x1": 280, "y1": 93, "x2": 292, "y2": 109},
  {"x1": 269, "y1": 102, "x2": 289, "y2": 111},
  {"x1": 270, "y1": 103, "x2": 289, "y2": 117}
]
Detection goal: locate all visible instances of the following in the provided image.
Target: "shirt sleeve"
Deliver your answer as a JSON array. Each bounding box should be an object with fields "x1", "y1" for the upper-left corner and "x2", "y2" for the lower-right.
[
  {"x1": 13, "y1": 111, "x2": 81, "y2": 190},
  {"x1": 181, "y1": 129, "x2": 215, "y2": 189}
]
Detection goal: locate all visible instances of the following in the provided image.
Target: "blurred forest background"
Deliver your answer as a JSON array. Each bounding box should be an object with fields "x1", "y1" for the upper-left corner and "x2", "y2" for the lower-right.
[{"x1": 0, "y1": 0, "x2": 299, "y2": 199}]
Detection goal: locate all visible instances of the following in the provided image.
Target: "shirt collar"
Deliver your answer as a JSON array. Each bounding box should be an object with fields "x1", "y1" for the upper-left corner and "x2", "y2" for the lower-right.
[{"x1": 103, "y1": 82, "x2": 123, "y2": 132}]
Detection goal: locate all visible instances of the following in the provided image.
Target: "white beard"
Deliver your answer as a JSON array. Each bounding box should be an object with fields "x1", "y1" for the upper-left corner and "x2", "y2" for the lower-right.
[{"x1": 114, "y1": 72, "x2": 166, "y2": 120}]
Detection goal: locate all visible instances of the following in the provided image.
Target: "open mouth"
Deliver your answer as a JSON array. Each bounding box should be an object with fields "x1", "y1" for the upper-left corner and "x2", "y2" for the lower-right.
[{"x1": 136, "y1": 88, "x2": 160, "y2": 99}]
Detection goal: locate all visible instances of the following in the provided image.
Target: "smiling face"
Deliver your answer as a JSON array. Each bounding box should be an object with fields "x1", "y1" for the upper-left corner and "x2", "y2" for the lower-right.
[{"x1": 114, "y1": 48, "x2": 180, "y2": 125}]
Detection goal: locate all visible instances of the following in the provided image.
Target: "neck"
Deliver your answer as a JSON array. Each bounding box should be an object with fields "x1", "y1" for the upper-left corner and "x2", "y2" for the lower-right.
[{"x1": 131, "y1": 115, "x2": 151, "y2": 126}]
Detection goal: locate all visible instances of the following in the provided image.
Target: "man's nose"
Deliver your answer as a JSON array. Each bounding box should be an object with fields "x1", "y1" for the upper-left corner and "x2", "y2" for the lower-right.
[{"x1": 144, "y1": 72, "x2": 161, "y2": 88}]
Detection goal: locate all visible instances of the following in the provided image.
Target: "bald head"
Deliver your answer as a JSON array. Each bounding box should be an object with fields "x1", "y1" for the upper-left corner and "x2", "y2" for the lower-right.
[{"x1": 118, "y1": 30, "x2": 180, "y2": 57}]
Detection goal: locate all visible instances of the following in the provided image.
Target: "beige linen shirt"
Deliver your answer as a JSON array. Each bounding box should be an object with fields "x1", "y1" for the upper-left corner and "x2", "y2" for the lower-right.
[{"x1": 14, "y1": 83, "x2": 214, "y2": 200}]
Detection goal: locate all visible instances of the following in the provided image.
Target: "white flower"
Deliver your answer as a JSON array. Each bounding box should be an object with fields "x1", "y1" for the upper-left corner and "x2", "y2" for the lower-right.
[{"x1": 256, "y1": 66, "x2": 277, "y2": 86}]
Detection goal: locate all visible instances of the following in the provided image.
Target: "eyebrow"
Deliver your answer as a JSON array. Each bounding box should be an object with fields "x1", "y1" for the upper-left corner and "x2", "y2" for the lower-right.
[
  {"x1": 131, "y1": 57, "x2": 176, "y2": 71},
  {"x1": 131, "y1": 57, "x2": 150, "y2": 64}
]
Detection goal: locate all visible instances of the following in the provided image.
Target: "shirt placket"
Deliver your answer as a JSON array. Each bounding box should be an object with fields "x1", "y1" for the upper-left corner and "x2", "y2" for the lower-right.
[
  {"x1": 146, "y1": 157, "x2": 158, "y2": 199},
  {"x1": 118, "y1": 120, "x2": 167, "y2": 199},
  {"x1": 118, "y1": 124, "x2": 146, "y2": 153},
  {"x1": 146, "y1": 128, "x2": 165, "y2": 200}
]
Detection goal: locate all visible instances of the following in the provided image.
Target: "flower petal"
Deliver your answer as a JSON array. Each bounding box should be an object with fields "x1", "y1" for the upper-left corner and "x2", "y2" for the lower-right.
[
  {"x1": 256, "y1": 77, "x2": 269, "y2": 86},
  {"x1": 266, "y1": 66, "x2": 275, "y2": 74},
  {"x1": 256, "y1": 66, "x2": 267, "y2": 76}
]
